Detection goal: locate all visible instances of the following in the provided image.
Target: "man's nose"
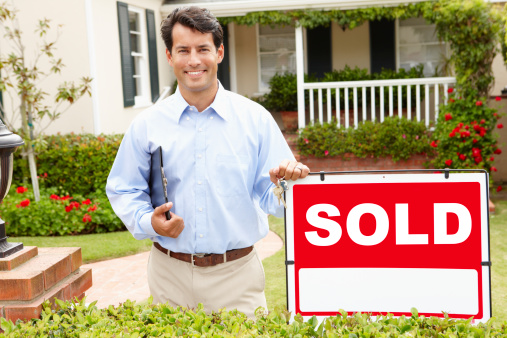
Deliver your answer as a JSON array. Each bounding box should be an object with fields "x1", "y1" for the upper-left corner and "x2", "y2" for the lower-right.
[{"x1": 188, "y1": 50, "x2": 201, "y2": 67}]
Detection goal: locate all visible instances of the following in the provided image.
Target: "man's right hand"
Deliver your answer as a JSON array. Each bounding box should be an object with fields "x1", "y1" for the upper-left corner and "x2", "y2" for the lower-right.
[{"x1": 152, "y1": 202, "x2": 184, "y2": 238}]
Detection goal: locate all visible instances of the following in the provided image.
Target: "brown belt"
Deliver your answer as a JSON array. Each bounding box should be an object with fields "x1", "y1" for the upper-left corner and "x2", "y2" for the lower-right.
[{"x1": 153, "y1": 242, "x2": 253, "y2": 267}]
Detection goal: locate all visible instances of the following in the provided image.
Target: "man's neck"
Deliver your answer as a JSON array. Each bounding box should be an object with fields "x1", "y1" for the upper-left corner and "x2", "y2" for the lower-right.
[{"x1": 179, "y1": 82, "x2": 219, "y2": 112}]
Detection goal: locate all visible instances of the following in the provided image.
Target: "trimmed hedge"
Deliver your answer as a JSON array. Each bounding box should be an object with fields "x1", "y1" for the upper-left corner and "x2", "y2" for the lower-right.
[
  {"x1": 297, "y1": 117, "x2": 434, "y2": 162},
  {"x1": 13, "y1": 133, "x2": 123, "y2": 196},
  {"x1": 1, "y1": 299, "x2": 506, "y2": 337}
]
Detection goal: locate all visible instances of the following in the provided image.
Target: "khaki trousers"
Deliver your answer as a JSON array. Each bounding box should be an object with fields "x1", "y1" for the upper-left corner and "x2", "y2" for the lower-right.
[{"x1": 147, "y1": 245, "x2": 267, "y2": 318}]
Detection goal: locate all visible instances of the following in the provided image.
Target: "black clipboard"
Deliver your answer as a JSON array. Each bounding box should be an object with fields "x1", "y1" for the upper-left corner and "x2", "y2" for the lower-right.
[{"x1": 149, "y1": 146, "x2": 171, "y2": 220}]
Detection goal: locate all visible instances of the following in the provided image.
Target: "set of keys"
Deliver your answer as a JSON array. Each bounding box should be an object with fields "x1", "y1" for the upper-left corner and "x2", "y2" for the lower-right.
[{"x1": 272, "y1": 178, "x2": 289, "y2": 208}]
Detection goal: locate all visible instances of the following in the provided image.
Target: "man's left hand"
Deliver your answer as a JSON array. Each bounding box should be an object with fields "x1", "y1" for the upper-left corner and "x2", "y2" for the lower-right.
[{"x1": 269, "y1": 160, "x2": 310, "y2": 184}]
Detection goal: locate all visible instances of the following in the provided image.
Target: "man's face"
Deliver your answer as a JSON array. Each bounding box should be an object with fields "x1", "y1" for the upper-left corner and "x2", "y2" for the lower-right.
[{"x1": 166, "y1": 23, "x2": 224, "y2": 97}]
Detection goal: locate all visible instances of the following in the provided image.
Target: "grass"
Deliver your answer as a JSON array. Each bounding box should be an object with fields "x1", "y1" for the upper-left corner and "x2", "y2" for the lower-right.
[
  {"x1": 9, "y1": 207, "x2": 507, "y2": 321},
  {"x1": 489, "y1": 199, "x2": 507, "y2": 321},
  {"x1": 10, "y1": 231, "x2": 153, "y2": 263}
]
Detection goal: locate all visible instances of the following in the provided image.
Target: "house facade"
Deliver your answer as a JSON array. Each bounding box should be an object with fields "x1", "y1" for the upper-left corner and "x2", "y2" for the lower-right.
[{"x1": 3, "y1": 0, "x2": 507, "y2": 181}]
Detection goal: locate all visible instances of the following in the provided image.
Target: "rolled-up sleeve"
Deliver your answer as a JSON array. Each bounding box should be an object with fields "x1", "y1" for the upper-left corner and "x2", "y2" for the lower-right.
[
  {"x1": 254, "y1": 110, "x2": 295, "y2": 218},
  {"x1": 106, "y1": 119, "x2": 159, "y2": 240}
]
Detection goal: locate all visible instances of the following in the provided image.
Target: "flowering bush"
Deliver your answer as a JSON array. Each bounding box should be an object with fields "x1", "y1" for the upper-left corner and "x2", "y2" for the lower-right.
[
  {"x1": 429, "y1": 90, "x2": 501, "y2": 174},
  {"x1": 0, "y1": 186, "x2": 123, "y2": 236},
  {"x1": 12, "y1": 133, "x2": 123, "y2": 196},
  {"x1": 297, "y1": 117, "x2": 433, "y2": 162}
]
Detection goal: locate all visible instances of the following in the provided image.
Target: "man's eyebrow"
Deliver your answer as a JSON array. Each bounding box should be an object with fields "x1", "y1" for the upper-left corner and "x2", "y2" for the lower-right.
[{"x1": 174, "y1": 43, "x2": 213, "y2": 49}]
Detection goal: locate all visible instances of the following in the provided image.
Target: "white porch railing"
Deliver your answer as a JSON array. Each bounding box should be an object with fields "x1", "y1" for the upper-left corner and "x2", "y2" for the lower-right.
[{"x1": 298, "y1": 77, "x2": 456, "y2": 130}]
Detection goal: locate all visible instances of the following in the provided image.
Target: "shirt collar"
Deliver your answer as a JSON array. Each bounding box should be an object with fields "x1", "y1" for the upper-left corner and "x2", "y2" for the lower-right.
[{"x1": 173, "y1": 81, "x2": 230, "y2": 123}]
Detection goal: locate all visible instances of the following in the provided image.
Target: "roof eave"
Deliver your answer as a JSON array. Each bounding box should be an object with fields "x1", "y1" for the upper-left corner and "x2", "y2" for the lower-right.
[{"x1": 161, "y1": 0, "x2": 430, "y2": 18}]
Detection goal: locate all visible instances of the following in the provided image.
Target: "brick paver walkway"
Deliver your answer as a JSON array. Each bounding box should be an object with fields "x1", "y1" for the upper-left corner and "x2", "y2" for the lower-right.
[{"x1": 81, "y1": 231, "x2": 283, "y2": 308}]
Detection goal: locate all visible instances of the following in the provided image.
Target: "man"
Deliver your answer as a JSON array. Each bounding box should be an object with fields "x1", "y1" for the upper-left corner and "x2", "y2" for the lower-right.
[{"x1": 106, "y1": 6, "x2": 309, "y2": 318}]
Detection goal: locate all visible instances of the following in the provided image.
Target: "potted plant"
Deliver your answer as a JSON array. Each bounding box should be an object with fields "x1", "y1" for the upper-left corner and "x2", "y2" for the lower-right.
[{"x1": 262, "y1": 73, "x2": 299, "y2": 132}]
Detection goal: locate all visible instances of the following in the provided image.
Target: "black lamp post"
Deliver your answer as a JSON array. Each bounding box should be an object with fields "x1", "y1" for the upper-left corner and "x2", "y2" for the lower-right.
[{"x1": 0, "y1": 119, "x2": 24, "y2": 258}]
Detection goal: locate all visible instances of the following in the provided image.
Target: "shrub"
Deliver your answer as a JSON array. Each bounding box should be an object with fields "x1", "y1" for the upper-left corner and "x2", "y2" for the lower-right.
[
  {"x1": 297, "y1": 116, "x2": 433, "y2": 162},
  {"x1": 0, "y1": 185, "x2": 123, "y2": 236},
  {"x1": 429, "y1": 91, "x2": 501, "y2": 174},
  {"x1": 1, "y1": 298, "x2": 506, "y2": 337},
  {"x1": 13, "y1": 133, "x2": 123, "y2": 196}
]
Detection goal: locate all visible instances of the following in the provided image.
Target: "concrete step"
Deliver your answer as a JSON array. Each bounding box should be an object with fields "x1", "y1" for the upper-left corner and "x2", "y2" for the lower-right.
[
  {"x1": 0, "y1": 267, "x2": 92, "y2": 322},
  {"x1": 0, "y1": 247, "x2": 82, "y2": 301}
]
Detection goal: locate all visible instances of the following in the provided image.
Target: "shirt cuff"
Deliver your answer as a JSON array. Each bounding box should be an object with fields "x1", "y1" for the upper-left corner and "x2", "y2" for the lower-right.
[{"x1": 139, "y1": 211, "x2": 160, "y2": 237}]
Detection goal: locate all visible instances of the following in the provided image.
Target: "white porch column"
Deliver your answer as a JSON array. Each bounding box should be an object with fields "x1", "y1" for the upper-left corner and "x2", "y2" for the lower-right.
[{"x1": 295, "y1": 24, "x2": 305, "y2": 130}]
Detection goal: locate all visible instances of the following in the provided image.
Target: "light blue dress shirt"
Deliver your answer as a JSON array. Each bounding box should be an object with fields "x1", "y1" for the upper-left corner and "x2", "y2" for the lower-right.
[{"x1": 106, "y1": 83, "x2": 295, "y2": 254}]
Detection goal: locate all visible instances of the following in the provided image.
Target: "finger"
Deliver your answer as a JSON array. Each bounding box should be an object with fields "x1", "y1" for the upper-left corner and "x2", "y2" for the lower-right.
[
  {"x1": 277, "y1": 159, "x2": 291, "y2": 179},
  {"x1": 269, "y1": 167, "x2": 279, "y2": 184},
  {"x1": 299, "y1": 164, "x2": 310, "y2": 179},
  {"x1": 155, "y1": 202, "x2": 173, "y2": 216},
  {"x1": 285, "y1": 161, "x2": 299, "y2": 181}
]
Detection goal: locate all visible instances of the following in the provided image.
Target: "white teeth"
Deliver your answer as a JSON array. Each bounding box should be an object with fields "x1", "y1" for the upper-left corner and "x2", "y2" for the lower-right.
[{"x1": 187, "y1": 71, "x2": 204, "y2": 75}]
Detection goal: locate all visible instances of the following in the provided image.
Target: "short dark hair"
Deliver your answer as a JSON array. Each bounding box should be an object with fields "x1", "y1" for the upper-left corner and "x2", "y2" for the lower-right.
[{"x1": 161, "y1": 7, "x2": 223, "y2": 52}]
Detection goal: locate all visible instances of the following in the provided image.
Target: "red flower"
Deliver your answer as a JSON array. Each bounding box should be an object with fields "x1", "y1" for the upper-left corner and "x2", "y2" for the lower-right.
[
  {"x1": 70, "y1": 201, "x2": 80, "y2": 209},
  {"x1": 494, "y1": 148, "x2": 502, "y2": 154},
  {"x1": 304, "y1": 138, "x2": 309, "y2": 144},
  {"x1": 473, "y1": 124, "x2": 481, "y2": 132},
  {"x1": 457, "y1": 122, "x2": 464, "y2": 128},
  {"x1": 472, "y1": 148, "x2": 481, "y2": 157},
  {"x1": 479, "y1": 129, "x2": 486, "y2": 137},
  {"x1": 16, "y1": 187, "x2": 28, "y2": 194},
  {"x1": 476, "y1": 100, "x2": 483, "y2": 106},
  {"x1": 430, "y1": 140, "x2": 438, "y2": 148},
  {"x1": 459, "y1": 154, "x2": 466, "y2": 160},
  {"x1": 498, "y1": 123, "x2": 504, "y2": 129},
  {"x1": 83, "y1": 214, "x2": 92, "y2": 223},
  {"x1": 447, "y1": 88, "x2": 453, "y2": 93},
  {"x1": 491, "y1": 166, "x2": 497, "y2": 172},
  {"x1": 473, "y1": 139, "x2": 478, "y2": 144},
  {"x1": 460, "y1": 131, "x2": 470, "y2": 138},
  {"x1": 19, "y1": 199, "x2": 30, "y2": 207},
  {"x1": 65, "y1": 205, "x2": 73, "y2": 212},
  {"x1": 82, "y1": 199, "x2": 91, "y2": 205},
  {"x1": 445, "y1": 159, "x2": 452, "y2": 166},
  {"x1": 490, "y1": 156, "x2": 495, "y2": 161},
  {"x1": 496, "y1": 96, "x2": 501, "y2": 101},
  {"x1": 449, "y1": 98, "x2": 455, "y2": 103},
  {"x1": 449, "y1": 131, "x2": 456, "y2": 138},
  {"x1": 61, "y1": 195, "x2": 72, "y2": 201},
  {"x1": 88, "y1": 205, "x2": 97, "y2": 212},
  {"x1": 50, "y1": 194, "x2": 60, "y2": 200},
  {"x1": 480, "y1": 119, "x2": 485, "y2": 124},
  {"x1": 445, "y1": 113, "x2": 452, "y2": 121},
  {"x1": 474, "y1": 156, "x2": 482, "y2": 164},
  {"x1": 497, "y1": 186, "x2": 503, "y2": 192},
  {"x1": 324, "y1": 150, "x2": 329, "y2": 156}
]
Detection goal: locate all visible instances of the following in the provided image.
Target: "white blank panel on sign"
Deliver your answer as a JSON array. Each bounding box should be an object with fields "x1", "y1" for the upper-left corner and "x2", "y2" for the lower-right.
[{"x1": 299, "y1": 268, "x2": 478, "y2": 314}]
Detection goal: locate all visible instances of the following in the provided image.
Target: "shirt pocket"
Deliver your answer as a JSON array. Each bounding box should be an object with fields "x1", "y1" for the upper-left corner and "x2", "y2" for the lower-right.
[{"x1": 214, "y1": 154, "x2": 250, "y2": 197}]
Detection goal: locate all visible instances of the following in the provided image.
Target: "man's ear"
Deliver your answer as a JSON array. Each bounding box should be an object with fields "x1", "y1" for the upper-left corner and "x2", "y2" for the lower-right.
[
  {"x1": 166, "y1": 48, "x2": 173, "y2": 67},
  {"x1": 217, "y1": 44, "x2": 224, "y2": 64}
]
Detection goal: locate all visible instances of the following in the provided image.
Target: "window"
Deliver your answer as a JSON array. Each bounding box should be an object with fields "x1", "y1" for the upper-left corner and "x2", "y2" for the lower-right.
[
  {"x1": 397, "y1": 17, "x2": 447, "y2": 77},
  {"x1": 257, "y1": 25, "x2": 296, "y2": 92},
  {"x1": 117, "y1": 2, "x2": 159, "y2": 107}
]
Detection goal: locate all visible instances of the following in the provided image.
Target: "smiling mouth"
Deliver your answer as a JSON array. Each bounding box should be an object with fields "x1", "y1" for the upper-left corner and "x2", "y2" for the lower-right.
[{"x1": 186, "y1": 70, "x2": 206, "y2": 76}]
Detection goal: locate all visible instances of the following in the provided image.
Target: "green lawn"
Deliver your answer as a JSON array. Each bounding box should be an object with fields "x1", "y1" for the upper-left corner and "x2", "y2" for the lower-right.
[
  {"x1": 10, "y1": 231, "x2": 153, "y2": 263},
  {"x1": 10, "y1": 206, "x2": 507, "y2": 321}
]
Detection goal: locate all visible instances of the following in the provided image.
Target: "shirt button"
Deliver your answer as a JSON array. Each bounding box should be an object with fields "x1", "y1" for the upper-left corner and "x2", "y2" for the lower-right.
[
  {"x1": 210, "y1": 116, "x2": 214, "y2": 120},
  {"x1": 197, "y1": 154, "x2": 202, "y2": 159},
  {"x1": 186, "y1": 117, "x2": 190, "y2": 121},
  {"x1": 199, "y1": 234, "x2": 203, "y2": 238},
  {"x1": 198, "y1": 128, "x2": 203, "y2": 132},
  {"x1": 199, "y1": 207, "x2": 203, "y2": 212},
  {"x1": 198, "y1": 181, "x2": 202, "y2": 185}
]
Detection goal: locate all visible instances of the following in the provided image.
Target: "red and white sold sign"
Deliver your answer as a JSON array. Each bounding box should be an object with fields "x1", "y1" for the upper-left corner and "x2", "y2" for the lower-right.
[{"x1": 285, "y1": 172, "x2": 491, "y2": 322}]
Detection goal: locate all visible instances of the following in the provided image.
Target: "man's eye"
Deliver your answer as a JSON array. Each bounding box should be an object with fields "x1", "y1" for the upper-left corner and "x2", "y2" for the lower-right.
[{"x1": 178, "y1": 50, "x2": 189, "y2": 54}]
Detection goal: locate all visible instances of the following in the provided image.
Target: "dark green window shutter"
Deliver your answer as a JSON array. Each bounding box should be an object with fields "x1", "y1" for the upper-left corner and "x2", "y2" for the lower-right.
[
  {"x1": 117, "y1": 1, "x2": 135, "y2": 107},
  {"x1": 146, "y1": 9, "x2": 160, "y2": 103}
]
